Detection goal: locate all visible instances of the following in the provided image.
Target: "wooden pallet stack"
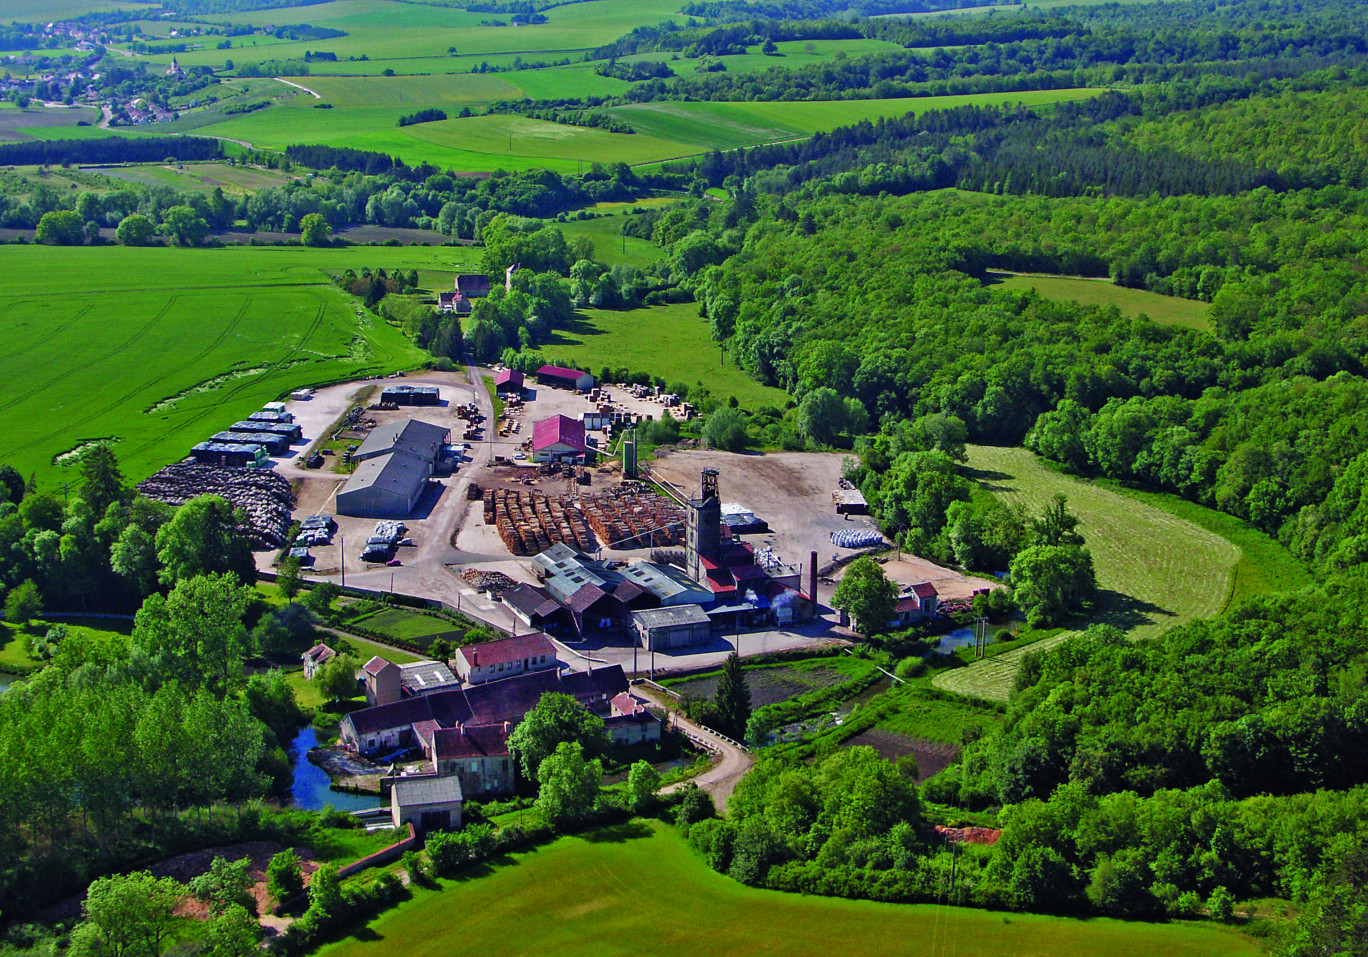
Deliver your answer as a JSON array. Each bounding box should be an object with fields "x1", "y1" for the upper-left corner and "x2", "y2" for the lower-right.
[
  {"x1": 487, "y1": 488, "x2": 597, "y2": 556},
  {"x1": 579, "y1": 484, "x2": 685, "y2": 550}
]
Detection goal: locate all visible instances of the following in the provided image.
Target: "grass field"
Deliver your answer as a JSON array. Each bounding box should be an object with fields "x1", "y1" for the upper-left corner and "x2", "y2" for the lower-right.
[
  {"x1": 554, "y1": 213, "x2": 672, "y2": 270},
  {"x1": 543, "y1": 302, "x2": 791, "y2": 410},
  {"x1": 934, "y1": 445, "x2": 1240, "y2": 702},
  {"x1": 0, "y1": 245, "x2": 480, "y2": 487},
  {"x1": 987, "y1": 272, "x2": 1213, "y2": 332},
  {"x1": 608, "y1": 88, "x2": 1100, "y2": 158},
  {"x1": 317, "y1": 821, "x2": 1261, "y2": 957},
  {"x1": 664, "y1": 655, "x2": 876, "y2": 708},
  {"x1": 85, "y1": 162, "x2": 296, "y2": 194},
  {"x1": 344, "y1": 606, "x2": 463, "y2": 648},
  {"x1": 0, "y1": 103, "x2": 102, "y2": 142},
  {"x1": 0, "y1": 616, "x2": 133, "y2": 675}
]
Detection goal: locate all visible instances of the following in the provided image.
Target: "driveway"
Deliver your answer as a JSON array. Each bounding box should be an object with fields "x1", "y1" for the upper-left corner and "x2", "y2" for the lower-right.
[{"x1": 638, "y1": 684, "x2": 754, "y2": 814}]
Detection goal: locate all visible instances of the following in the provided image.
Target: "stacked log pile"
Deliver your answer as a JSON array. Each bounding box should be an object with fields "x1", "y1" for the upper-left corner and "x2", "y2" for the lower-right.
[
  {"x1": 137, "y1": 464, "x2": 293, "y2": 548},
  {"x1": 459, "y1": 569, "x2": 518, "y2": 593},
  {"x1": 484, "y1": 489, "x2": 597, "y2": 556},
  {"x1": 579, "y1": 483, "x2": 684, "y2": 550}
]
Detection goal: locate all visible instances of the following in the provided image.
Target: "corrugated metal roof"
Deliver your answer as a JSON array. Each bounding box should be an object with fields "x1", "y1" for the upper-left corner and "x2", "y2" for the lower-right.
[
  {"x1": 392, "y1": 774, "x2": 463, "y2": 806},
  {"x1": 631, "y1": 604, "x2": 710, "y2": 629},
  {"x1": 355, "y1": 419, "x2": 449, "y2": 461},
  {"x1": 532, "y1": 415, "x2": 586, "y2": 453},
  {"x1": 338, "y1": 452, "x2": 428, "y2": 501}
]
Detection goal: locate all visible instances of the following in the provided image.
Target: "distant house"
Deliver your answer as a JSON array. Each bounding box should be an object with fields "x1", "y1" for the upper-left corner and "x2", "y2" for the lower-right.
[
  {"x1": 889, "y1": 582, "x2": 939, "y2": 627},
  {"x1": 390, "y1": 774, "x2": 462, "y2": 832},
  {"x1": 452, "y1": 633, "x2": 558, "y2": 685},
  {"x1": 301, "y1": 643, "x2": 336, "y2": 680},
  {"x1": 535, "y1": 364, "x2": 594, "y2": 392},
  {"x1": 531, "y1": 415, "x2": 588, "y2": 464},
  {"x1": 455, "y1": 274, "x2": 492, "y2": 298},
  {"x1": 494, "y1": 369, "x2": 524, "y2": 395},
  {"x1": 438, "y1": 291, "x2": 472, "y2": 314}
]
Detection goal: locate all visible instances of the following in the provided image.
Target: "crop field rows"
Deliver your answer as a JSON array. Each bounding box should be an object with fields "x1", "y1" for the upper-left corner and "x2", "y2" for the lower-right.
[{"x1": 933, "y1": 445, "x2": 1239, "y2": 702}]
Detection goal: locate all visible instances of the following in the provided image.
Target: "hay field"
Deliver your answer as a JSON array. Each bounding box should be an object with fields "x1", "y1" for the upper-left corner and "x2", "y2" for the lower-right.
[
  {"x1": 988, "y1": 272, "x2": 1213, "y2": 332},
  {"x1": 317, "y1": 822, "x2": 1261, "y2": 957},
  {"x1": 542, "y1": 302, "x2": 791, "y2": 410},
  {"x1": 0, "y1": 245, "x2": 449, "y2": 486},
  {"x1": 933, "y1": 445, "x2": 1239, "y2": 702}
]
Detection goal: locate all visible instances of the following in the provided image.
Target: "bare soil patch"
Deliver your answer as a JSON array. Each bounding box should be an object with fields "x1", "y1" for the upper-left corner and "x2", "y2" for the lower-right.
[{"x1": 843, "y1": 728, "x2": 960, "y2": 781}]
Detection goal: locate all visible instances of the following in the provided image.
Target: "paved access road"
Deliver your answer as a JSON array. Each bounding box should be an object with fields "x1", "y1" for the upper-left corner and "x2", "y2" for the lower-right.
[{"x1": 637, "y1": 684, "x2": 753, "y2": 814}]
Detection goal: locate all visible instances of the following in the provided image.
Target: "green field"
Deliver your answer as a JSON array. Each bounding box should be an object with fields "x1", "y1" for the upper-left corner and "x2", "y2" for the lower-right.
[
  {"x1": 85, "y1": 161, "x2": 296, "y2": 194},
  {"x1": 0, "y1": 103, "x2": 102, "y2": 142},
  {"x1": 988, "y1": 272, "x2": 1213, "y2": 332},
  {"x1": 318, "y1": 821, "x2": 1260, "y2": 957},
  {"x1": 0, "y1": 245, "x2": 487, "y2": 487},
  {"x1": 344, "y1": 606, "x2": 463, "y2": 648},
  {"x1": 555, "y1": 211, "x2": 674, "y2": 270},
  {"x1": 543, "y1": 302, "x2": 791, "y2": 410},
  {"x1": 0, "y1": 615, "x2": 133, "y2": 675},
  {"x1": 934, "y1": 445, "x2": 1241, "y2": 702}
]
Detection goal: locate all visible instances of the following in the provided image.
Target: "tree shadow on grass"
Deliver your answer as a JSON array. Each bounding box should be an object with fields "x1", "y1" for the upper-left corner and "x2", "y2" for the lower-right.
[
  {"x1": 1091, "y1": 589, "x2": 1175, "y2": 633},
  {"x1": 960, "y1": 465, "x2": 1016, "y2": 493},
  {"x1": 580, "y1": 821, "x2": 654, "y2": 844},
  {"x1": 543, "y1": 312, "x2": 604, "y2": 347}
]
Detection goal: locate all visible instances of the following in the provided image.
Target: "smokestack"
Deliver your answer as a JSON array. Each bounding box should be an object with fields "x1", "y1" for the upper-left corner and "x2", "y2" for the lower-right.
[{"x1": 809, "y1": 550, "x2": 818, "y2": 606}]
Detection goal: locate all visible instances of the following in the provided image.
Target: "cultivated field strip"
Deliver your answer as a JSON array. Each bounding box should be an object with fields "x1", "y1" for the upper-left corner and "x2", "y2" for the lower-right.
[{"x1": 934, "y1": 445, "x2": 1239, "y2": 702}]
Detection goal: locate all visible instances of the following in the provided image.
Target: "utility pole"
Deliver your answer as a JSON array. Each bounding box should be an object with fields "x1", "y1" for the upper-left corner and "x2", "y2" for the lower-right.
[{"x1": 339, "y1": 533, "x2": 345, "y2": 588}]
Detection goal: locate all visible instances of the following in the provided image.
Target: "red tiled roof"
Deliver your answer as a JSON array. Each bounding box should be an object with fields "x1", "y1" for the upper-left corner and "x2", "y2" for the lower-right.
[
  {"x1": 565, "y1": 581, "x2": 610, "y2": 614},
  {"x1": 363, "y1": 656, "x2": 397, "y2": 677},
  {"x1": 457, "y1": 633, "x2": 555, "y2": 669},
  {"x1": 532, "y1": 415, "x2": 587, "y2": 453},
  {"x1": 912, "y1": 582, "x2": 939, "y2": 598},
  {"x1": 611, "y1": 692, "x2": 646, "y2": 716},
  {"x1": 494, "y1": 369, "x2": 524, "y2": 387},
  {"x1": 893, "y1": 597, "x2": 922, "y2": 614},
  {"x1": 536, "y1": 364, "x2": 589, "y2": 382},
  {"x1": 433, "y1": 724, "x2": 510, "y2": 760}
]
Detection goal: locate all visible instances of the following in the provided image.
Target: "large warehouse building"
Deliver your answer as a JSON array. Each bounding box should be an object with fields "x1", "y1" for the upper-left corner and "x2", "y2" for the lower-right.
[
  {"x1": 536, "y1": 364, "x2": 595, "y2": 392},
  {"x1": 337, "y1": 418, "x2": 450, "y2": 517}
]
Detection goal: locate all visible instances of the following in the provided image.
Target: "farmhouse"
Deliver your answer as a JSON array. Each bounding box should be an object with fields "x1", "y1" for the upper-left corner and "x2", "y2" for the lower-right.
[
  {"x1": 415, "y1": 723, "x2": 515, "y2": 797},
  {"x1": 494, "y1": 369, "x2": 524, "y2": 395},
  {"x1": 452, "y1": 633, "x2": 558, "y2": 685},
  {"x1": 455, "y1": 274, "x2": 492, "y2": 298},
  {"x1": 536, "y1": 364, "x2": 595, "y2": 392},
  {"x1": 531, "y1": 415, "x2": 589, "y2": 464},
  {"x1": 437, "y1": 291, "x2": 472, "y2": 314},
  {"x1": 340, "y1": 665, "x2": 628, "y2": 756},
  {"x1": 391, "y1": 774, "x2": 462, "y2": 832},
  {"x1": 604, "y1": 692, "x2": 662, "y2": 746}
]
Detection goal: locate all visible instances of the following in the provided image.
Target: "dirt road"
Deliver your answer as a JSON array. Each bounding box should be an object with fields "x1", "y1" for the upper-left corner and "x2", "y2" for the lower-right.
[{"x1": 638, "y1": 685, "x2": 753, "y2": 813}]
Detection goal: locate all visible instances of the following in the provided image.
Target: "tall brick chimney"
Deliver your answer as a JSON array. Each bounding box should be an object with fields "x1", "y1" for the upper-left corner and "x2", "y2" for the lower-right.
[{"x1": 809, "y1": 550, "x2": 818, "y2": 608}]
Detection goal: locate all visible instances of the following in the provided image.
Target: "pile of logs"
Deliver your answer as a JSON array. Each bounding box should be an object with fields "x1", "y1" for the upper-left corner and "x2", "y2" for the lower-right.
[
  {"x1": 483, "y1": 488, "x2": 598, "y2": 556},
  {"x1": 137, "y1": 464, "x2": 294, "y2": 549},
  {"x1": 459, "y1": 569, "x2": 518, "y2": 593},
  {"x1": 579, "y1": 482, "x2": 684, "y2": 550}
]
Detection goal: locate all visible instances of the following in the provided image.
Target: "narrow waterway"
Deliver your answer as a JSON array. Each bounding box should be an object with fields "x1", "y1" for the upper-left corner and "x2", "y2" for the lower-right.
[{"x1": 287, "y1": 726, "x2": 383, "y2": 813}]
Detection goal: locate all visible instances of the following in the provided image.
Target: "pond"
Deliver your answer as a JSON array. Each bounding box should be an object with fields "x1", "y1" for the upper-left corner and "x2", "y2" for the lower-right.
[{"x1": 288, "y1": 726, "x2": 384, "y2": 813}]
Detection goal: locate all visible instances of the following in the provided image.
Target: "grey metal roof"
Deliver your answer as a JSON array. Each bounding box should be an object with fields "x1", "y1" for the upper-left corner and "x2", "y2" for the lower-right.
[
  {"x1": 391, "y1": 774, "x2": 463, "y2": 807},
  {"x1": 631, "y1": 604, "x2": 711, "y2": 629},
  {"x1": 621, "y1": 561, "x2": 709, "y2": 604},
  {"x1": 355, "y1": 419, "x2": 449, "y2": 462},
  {"x1": 338, "y1": 452, "x2": 428, "y2": 500},
  {"x1": 399, "y1": 660, "x2": 459, "y2": 692}
]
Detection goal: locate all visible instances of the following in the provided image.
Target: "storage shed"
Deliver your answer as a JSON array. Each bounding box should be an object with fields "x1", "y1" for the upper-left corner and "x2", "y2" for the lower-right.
[
  {"x1": 336, "y1": 452, "x2": 430, "y2": 517},
  {"x1": 494, "y1": 369, "x2": 525, "y2": 395},
  {"x1": 381, "y1": 385, "x2": 441, "y2": 406},
  {"x1": 391, "y1": 775, "x2": 463, "y2": 832},
  {"x1": 190, "y1": 442, "x2": 266, "y2": 467},
  {"x1": 213, "y1": 431, "x2": 290, "y2": 455},
  {"x1": 535, "y1": 365, "x2": 594, "y2": 392},
  {"x1": 231, "y1": 420, "x2": 302, "y2": 441},
  {"x1": 632, "y1": 604, "x2": 712, "y2": 651},
  {"x1": 531, "y1": 415, "x2": 588, "y2": 464}
]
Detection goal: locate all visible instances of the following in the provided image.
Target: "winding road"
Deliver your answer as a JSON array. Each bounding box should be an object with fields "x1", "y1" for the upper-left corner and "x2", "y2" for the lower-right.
[{"x1": 637, "y1": 684, "x2": 753, "y2": 813}]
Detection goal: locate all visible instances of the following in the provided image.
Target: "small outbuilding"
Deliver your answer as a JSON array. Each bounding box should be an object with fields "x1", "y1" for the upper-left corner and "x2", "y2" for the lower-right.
[
  {"x1": 390, "y1": 774, "x2": 463, "y2": 833},
  {"x1": 190, "y1": 442, "x2": 266, "y2": 467},
  {"x1": 494, "y1": 369, "x2": 525, "y2": 395},
  {"x1": 381, "y1": 385, "x2": 441, "y2": 406},
  {"x1": 833, "y1": 487, "x2": 869, "y2": 515},
  {"x1": 531, "y1": 415, "x2": 588, "y2": 464},
  {"x1": 364, "y1": 656, "x2": 402, "y2": 707},
  {"x1": 632, "y1": 604, "x2": 712, "y2": 651},
  {"x1": 535, "y1": 364, "x2": 594, "y2": 392},
  {"x1": 301, "y1": 643, "x2": 336, "y2": 679}
]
